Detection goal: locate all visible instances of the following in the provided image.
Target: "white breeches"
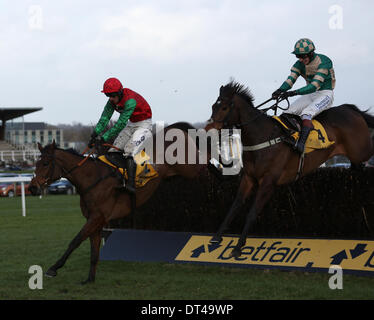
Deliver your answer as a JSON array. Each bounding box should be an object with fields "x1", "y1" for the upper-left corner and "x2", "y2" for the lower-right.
[
  {"x1": 286, "y1": 90, "x2": 334, "y2": 119},
  {"x1": 110, "y1": 119, "x2": 153, "y2": 157}
]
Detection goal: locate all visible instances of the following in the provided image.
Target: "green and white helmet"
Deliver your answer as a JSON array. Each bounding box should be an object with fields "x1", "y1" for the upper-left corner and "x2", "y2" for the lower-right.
[{"x1": 292, "y1": 38, "x2": 315, "y2": 55}]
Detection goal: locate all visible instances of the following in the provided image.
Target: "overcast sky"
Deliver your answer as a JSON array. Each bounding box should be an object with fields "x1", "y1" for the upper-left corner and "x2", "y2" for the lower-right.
[{"x1": 1, "y1": 0, "x2": 373, "y2": 127}]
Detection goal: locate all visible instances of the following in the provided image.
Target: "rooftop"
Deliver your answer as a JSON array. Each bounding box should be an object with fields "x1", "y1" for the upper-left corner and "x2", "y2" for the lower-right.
[
  {"x1": 5, "y1": 122, "x2": 56, "y2": 130},
  {"x1": 0, "y1": 108, "x2": 43, "y2": 122}
]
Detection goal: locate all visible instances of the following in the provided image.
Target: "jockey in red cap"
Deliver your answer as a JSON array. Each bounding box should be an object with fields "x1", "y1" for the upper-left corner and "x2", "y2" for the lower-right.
[{"x1": 89, "y1": 77, "x2": 152, "y2": 194}]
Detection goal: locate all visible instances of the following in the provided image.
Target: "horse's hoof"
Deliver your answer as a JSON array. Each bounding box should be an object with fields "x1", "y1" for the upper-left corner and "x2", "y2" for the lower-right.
[
  {"x1": 45, "y1": 268, "x2": 57, "y2": 278},
  {"x1": 230, "y1": 247, "x2": 242, "y2": 258},
  {"x1": 210, "y1": 236, "x2": 223, "y2": 244},
  {"x1": 81, "y1": 279, "x2": 95, "y2": 285}
]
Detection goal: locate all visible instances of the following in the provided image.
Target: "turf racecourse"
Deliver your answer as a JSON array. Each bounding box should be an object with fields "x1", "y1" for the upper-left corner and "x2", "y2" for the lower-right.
[{"x1": 1, "y1": 195, "x2": 374, "y2": 300}]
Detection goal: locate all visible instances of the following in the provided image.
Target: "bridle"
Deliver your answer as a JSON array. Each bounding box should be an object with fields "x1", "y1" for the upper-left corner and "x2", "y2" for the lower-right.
[
  {"x1": 207, "y1": 96, "x2": 292, "y2": 154},
  {"x1": 36, "y1": 151, "x2": 88, "y2": 188},
  {"x1": 34, "y1": 144, "x2": 120, "y2": 194},
  {"x1": 210, "y1": 96, "x2": 290, "y2": 129}
]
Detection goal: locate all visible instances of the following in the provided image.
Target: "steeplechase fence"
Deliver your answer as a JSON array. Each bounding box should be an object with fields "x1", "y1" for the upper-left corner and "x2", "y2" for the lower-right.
[{"x1": 106, "y1": 166, "x2": 374, "y2": 238}]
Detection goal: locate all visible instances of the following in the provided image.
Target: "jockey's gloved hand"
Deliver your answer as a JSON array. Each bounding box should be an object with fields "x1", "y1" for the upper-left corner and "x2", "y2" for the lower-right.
[
  {"x1": 94, "y1": 136, "x2": 105, "y2": 148},
  {"x1": 88, "y1": 132, "x2": 98, "y2": 148},
  {"x1": 272, "y1": 89, "x2": 283, "y2": 99},
  {"x1": 94, "y1": 137, "x2": 106, "y2": 154},
  {"x1": 280, "y1": 90, "x2": 297, "y2": 99}
]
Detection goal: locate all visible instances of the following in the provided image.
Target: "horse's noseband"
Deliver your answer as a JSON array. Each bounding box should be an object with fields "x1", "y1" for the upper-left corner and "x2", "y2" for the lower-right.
[{"x1": 36, "y1": 153, "x2": 58, "y2": 187}]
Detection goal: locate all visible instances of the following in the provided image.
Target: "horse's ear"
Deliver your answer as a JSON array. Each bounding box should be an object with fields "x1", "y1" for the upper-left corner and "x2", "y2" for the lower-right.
[
  {"x1": 37, "y1": 143, "x2": 43, "y2": 152},
  {"x1": 52, "y1": 139, "x2": 56, "y2": 148}
]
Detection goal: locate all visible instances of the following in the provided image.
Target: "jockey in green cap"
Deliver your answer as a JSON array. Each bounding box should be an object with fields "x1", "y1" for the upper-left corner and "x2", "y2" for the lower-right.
[{"x1": 272, "y1": 38, "x2": 336, "y2": 154}]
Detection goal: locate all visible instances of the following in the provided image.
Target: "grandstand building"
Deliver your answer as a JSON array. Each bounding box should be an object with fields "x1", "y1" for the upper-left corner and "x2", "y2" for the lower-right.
[
  {"x1": 0, "y1": 107, "x2": 43, "y2": 164},
  {"x1": 5, "y1": 122, "x2": 64, "y2": 148}
]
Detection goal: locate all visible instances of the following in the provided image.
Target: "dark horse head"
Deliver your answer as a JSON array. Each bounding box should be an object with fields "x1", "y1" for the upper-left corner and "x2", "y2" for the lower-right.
[
  {"x1": 205, "y1": 80, "x2": 255, "y2": 131},
  {"x1": 28, "y1": 140, "x2": 63, "y2": 195}
]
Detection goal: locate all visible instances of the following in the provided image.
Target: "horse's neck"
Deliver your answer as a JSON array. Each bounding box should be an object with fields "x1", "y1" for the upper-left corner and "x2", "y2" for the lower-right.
[
  {"x1": 54, "y1": 150, "x2": 96, "y2": 190},
  {"x1": 239, "y1": 102, "x2": 279, "y2": 147}
]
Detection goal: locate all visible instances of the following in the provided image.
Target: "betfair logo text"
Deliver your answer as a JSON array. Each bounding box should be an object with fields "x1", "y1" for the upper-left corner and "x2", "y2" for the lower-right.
[{"x1": 176, "y1": 236, "x2": 374, "y2": 275}]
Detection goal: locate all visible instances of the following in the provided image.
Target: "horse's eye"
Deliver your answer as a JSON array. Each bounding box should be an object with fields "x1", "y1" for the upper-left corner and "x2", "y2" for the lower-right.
[{"x1": 43, "y1": 162, "x2": 49, "y2": 167}]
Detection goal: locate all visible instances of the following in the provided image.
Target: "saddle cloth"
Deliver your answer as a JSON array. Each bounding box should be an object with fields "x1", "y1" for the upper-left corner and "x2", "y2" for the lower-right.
[
  {"x1": 273, "y1": 116, "x2": 335, "y2": 154},
  {"x1": 98, "y1": 150, "x2": 158, "y2": 188}
]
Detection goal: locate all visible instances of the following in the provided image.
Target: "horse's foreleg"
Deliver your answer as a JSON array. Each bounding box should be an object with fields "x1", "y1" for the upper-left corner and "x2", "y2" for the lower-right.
[
  {"x1": 81, "y1": 229, "x2": 102, "y2": 285},
  {"x1": 231, "y1": 177, "x2": 275, "y2": 258},
  {"x1": 210, "y1": 175, "x2": 254, "y2": 244},
  {"x1": 45, "y1": 216, "x2": 104, "y2": 279}
]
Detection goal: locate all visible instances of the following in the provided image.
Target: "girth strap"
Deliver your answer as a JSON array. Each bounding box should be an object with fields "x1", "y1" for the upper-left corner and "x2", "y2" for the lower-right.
[{"x1": 242, "y1": 137, "x2": 283, "y2": 152}]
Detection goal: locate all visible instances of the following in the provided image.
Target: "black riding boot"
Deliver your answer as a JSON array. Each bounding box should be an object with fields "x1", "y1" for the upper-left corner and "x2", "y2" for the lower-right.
[
  {"x1": 106, "y1": 152, "x2": 124, "y2": 168},
  {"x1": 295, "y1": 124, "x2": 313, "y2": 154},
  {"x1": 124, "y1": 156, "x2": 136, "y2": 194}
]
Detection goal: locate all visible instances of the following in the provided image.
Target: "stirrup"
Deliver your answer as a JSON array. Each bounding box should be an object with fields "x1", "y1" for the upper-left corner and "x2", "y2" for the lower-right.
[
  {"x1": 294, "y1": 141, "x2": 306, "y2": 154},
  {"x1": 115, "y1": 181, "x2": 126, "y2": 190},
  {"x1": 125, "y1": 183, "x2": 136, "y2": 194}
]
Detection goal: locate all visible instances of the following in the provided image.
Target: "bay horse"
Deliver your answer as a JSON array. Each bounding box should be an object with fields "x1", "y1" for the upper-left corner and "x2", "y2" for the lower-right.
[
  {"x1": 29, "y1": 122, "x2": 205, "y2": 284},
  {"x1": 205, "y1": 80, "x2": 374, "y2": 258}
]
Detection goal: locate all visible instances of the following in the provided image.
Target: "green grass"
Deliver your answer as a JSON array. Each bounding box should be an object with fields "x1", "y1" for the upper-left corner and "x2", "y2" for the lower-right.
[{"x1": 1, "y1": 195, "x2": 374, "y2": 300}]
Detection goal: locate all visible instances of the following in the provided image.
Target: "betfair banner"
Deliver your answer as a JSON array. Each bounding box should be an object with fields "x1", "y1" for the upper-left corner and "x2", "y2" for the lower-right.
[
  {"x1": 101, "y1": 230, "x2": 374, "y2": 276},
  {"x1": 176, "y1": 236, "x2": 374, "y2": 275}
]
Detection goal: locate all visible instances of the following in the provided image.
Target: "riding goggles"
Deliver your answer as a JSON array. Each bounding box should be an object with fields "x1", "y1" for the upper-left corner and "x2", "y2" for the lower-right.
[
  {"x1": 105, "y1": 92, "x2": 119, "y2": 98},
  {"x1": 296, "y1": 54, "x2": 308, "y2": 59}
]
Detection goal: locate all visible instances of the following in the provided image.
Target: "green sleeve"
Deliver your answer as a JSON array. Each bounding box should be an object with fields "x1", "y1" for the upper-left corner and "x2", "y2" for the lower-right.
[
  {"x1": 94, "y1": 101, "x2": 114, "y2": 135},
  {"x1": 102, "y1": 99, "x2": 137, "y2": 141},
  {"x1": 296, "y1": 84, "x2": 317, "y2": 95},
  {"x1": 279, "y1": 82, "x2": 291, "y2": 92},
  {"x1": 279, "y1": 61, "x2": 302, "y2": 91}
]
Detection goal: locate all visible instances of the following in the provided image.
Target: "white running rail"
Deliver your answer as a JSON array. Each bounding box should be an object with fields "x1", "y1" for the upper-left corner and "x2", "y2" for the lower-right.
[
  {"x1": 0, "y1": 150, "x2": 40, "y2": 162},
  {"x1": 0, "y1": 176, "x2": 32, "y2": 217}
]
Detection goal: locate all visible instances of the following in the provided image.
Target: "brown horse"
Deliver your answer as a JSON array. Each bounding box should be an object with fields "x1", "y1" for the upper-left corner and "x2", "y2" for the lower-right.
[
  {"x1": 29, "y1": 122, "x2": 205, "y2": 283},
  {"x1": 205, "y1": 80, "x2": 374, "y2": 258}
]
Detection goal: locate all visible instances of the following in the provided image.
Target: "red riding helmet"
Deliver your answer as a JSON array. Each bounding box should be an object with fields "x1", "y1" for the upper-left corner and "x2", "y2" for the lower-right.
[{"x1": 101, "y1": 78, "x2": 123, "y2": 93}]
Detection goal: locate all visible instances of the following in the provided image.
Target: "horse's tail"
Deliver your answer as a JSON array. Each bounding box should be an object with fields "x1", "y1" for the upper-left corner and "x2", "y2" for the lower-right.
[{"x1": 348, "y1": 104, "x2": 374, "y2": 129}]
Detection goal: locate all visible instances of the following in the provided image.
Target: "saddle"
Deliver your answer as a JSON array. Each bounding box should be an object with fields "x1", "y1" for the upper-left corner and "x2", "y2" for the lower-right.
[
  {"x1": 98, "y1": 150, "x2": 158, "y2": 188},
  {"x1": 273, "y1": 114, "x2": 335, "y2": 154}
]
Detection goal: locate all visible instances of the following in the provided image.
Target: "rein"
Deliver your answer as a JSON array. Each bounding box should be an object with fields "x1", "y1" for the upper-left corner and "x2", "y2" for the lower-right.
[
  {"x1": 40, "y1": 145, "x2": 120, "y2": 195},
  {"x1": 239, "y1": 97, "x2": 291, "y2": 151},
  {"x1": 236, "y1": 96, "x2": 290, "y2": 128},
  {"x1": 215, "y1": 96, "x2": 290, "y2": 129},
  {"x1": 214, "y1": 97, "x2": 291, "y2": 152}
]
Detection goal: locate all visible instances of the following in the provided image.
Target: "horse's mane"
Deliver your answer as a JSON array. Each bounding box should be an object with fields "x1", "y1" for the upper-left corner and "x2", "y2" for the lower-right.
[
  {"x1": 61, "y1": 147, "x2": 85, "y2": 158},
  {"x1": 221, "y1": 80, "x2": 255, "y2": 106}
]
